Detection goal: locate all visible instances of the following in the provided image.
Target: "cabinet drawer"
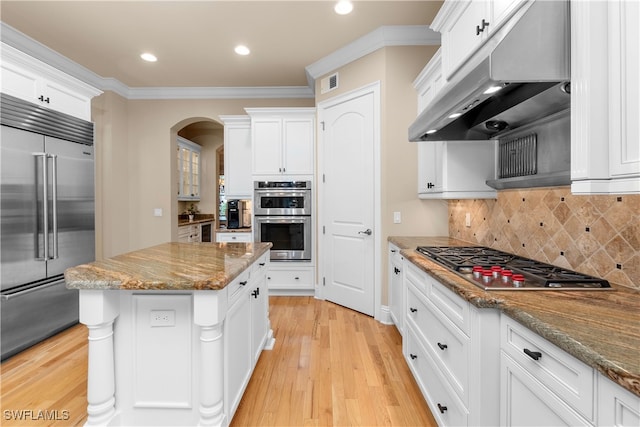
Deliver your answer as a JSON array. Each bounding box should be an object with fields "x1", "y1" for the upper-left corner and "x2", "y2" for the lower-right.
[
  {"x1": 426, "y1": 273, "x2": 471, "y2": 335},
  {"x1": 251, "y1": 254, "x2": 269, "y2": 276},
  {"x1": 227, "y1": 269, "x2": 251, "y2": 303},
  {"x1": 216, "y1": 232, "x2": 252, "y2": 243},
  {"x1": 406, "y1": 326, "x2": 469, "y2": 427},
  {"x1": 407, "y1": 282, "x2": 469, "y2": 403},
  {"x1": 266, "y1": 268, "x2": 313, "y2": 288},
  {"x1": 501, "y1": 316, "x2": 595, "y2": 421},
  {"x1": 405, "y1": 261, "x2": 430, "y2": 297}
]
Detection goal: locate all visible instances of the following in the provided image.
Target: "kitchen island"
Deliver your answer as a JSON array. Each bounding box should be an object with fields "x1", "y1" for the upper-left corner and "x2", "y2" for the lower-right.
[{"x1": 65, "y1": 242, "x2": 273, "y2": 427}]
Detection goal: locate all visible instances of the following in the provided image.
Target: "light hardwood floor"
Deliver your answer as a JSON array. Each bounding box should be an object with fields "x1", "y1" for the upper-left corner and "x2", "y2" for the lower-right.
[{"x1": 1, "y1": 296, "x2": 436, "y2": 426}]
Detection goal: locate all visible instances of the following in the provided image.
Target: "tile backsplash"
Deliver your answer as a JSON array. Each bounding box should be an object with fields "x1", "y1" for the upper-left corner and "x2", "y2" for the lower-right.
[{"x1": 449, "y1": 187, "x2": 640, "y2": 289}]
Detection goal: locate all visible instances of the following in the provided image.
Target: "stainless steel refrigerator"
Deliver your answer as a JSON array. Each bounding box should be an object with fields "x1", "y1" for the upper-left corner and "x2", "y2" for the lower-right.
[{"x1": 1, "y1": 93, "x2": 95, "y2": 360}]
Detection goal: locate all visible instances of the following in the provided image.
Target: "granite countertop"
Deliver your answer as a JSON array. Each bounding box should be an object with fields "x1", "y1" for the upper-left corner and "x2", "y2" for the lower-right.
[
  {"x1": 389, "y1": 236, "x2": 640, "y2": 397},
  {"x1": 65, "y1": 242, "x2": 272, "y2": 291},
  {"x1": 216, "y1": 227, "x2": 252, "y2": 233},
  {"x1": 178, "y1": 218, "x2": 215, "y2": 226}
]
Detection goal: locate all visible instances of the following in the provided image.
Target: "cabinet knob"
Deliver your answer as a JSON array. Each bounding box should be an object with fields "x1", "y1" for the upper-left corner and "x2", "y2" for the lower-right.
[
  {"x1": 239, "y1": 280, "x2": 248, "y2": 286},
  {"x1": 524, "y1": 348, "x2": 542, "y2": 360},
  {"x1": 410, "y1": 353, "x2": 417, "y2": 360},
  {"x1": 437, "y1": 342, "x2": 448, "y2": 351},
  {"x1": 259, "y1": 262, "x2": 266, "y2": 267},
  {"x1": 394, "y1": 267, "x2": 401, "y2": 275},
  {"x1": 410, "y1": 307, "x2": 417, "y2": 313},
  {"x1": 437, "y1": 403, "x2": 448, "y2": 414}
]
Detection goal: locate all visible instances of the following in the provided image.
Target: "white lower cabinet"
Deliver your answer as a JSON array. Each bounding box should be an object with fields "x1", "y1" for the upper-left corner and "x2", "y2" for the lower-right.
[
  {"x1": 402, "y1": 259, "x2": 500, "y2": 426},
  {"x1": 224, "y1": 253, "x2": 270, "y2": 421},
  {"x1": 178, "y1": 224, "x2": 201, "y2": 243},
  {"x1": 598, "y1": 375, "x2": 640, "y2": 427},
  {"x1": 266, "y1": 264, "x2": 314, "y2": 294},
  {"x1": 216, "y1": 231, "x2": 252, "y2": 243},
  {"x1": 398, "y1": 255, "x2": 639, "y2": 426},
  {"x1": 500, "y1": 315, "x2": 595, "y2": 426},
  {"x1": 388, "y1": 243, "x2": 404, "y2": 335}
]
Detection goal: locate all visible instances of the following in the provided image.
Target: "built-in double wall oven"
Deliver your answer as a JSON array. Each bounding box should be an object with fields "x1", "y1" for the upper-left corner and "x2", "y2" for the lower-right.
[{"x1": 254, "y1": 181, "x2": 311, "y2": 261}]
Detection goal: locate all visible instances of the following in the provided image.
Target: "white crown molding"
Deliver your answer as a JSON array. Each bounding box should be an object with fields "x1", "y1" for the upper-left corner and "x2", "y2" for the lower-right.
[
  {"x1": 305, "y1": 25, "x2": 440, "y2": 87},
  {"x1": 127, "y1": 86, "x2": 314, "y2": 100},
  {"x1": 1, "y1": 21, "x2": 440, "y2": 100}
]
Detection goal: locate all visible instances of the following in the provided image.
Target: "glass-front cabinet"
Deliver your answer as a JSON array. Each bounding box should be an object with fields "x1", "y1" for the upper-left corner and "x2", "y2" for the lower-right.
[{"x1": 177, "y1": 136, "x2": 201, "y2": 201}]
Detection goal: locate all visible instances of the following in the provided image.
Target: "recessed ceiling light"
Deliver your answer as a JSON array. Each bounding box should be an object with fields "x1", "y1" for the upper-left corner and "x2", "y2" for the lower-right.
[
  {"x1": 334, "y1": 0, "x2": 353, "y2": 15},
  {"x1": 140, "y1": 52, "x2": 157, "y2": 62},
  {"x1": 234, "y1": 45, "x2": 250, "y2": 56}
]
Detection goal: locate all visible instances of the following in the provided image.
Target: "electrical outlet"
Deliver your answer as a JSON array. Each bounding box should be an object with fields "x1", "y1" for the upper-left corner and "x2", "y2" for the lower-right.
[
  {"x1": 150, "y1": 310, "x2": 175, "y2": 327},
  {"x1": 465, "y1": 212, "x2": 471, "y2": 227},
  {"x1": 393, "y1": 211, "x2": 402, "y2": 224}
]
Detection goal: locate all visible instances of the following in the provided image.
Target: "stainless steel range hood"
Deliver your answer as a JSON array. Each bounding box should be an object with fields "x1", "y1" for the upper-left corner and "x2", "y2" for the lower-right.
[{"x1": 409, "y1": 0, "x2": 571, "y2": 142}]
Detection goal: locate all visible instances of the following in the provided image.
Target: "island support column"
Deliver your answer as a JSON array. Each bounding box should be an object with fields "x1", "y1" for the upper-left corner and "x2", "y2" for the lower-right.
[
  {"x1": 194, "y1": 291, "x2": 228, "y2": 427},
  {"x1": 79, "y1": 290, "x2": 120, "y2": 426}
]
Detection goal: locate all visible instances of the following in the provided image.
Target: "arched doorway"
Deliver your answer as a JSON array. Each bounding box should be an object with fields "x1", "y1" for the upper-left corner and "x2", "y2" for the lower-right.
[{"x1": 170, "y1": 118, "x2": 223, "y2": 241}]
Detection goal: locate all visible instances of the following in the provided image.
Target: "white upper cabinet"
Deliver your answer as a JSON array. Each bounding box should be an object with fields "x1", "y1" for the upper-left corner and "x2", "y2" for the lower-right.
[
  {"x1": 418, "y1": 141, "x2": 497, "y2": 199},
  {"x1": 177, "y1": 137, "x2": 201, "y2": 201},
  {"x1": 220, "y1": 116, "x2": 252, "y2": 199},
  {"x1": 571, "y1": 0, "x2": 640, "y2": 194},
  {"x1": 431, "y1": 0, "x2": 525, "y2": 81},
  {"x1": 247, "y1": 108, "x2": 315, "y2": 180},
  {"x1": 414, "y1": 48, "x2": 443, "y2": 115},
  {"x1": 0, "y1": 43, "x2": 101, "y2": 121}
]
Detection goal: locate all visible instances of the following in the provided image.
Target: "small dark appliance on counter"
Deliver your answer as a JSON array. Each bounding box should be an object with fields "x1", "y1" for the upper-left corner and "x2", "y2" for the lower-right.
[{"x1": 226, "y1": 199, "x2": 246, "y2": 229}]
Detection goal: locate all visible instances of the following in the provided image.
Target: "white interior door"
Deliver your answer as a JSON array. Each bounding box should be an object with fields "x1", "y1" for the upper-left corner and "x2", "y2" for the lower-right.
[{"x1": 319, "y1": 84, "x2": 378, "y2": 316}]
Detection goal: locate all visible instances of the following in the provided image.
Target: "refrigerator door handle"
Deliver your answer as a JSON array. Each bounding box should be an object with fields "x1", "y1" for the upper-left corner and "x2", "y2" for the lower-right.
[
  {"x1": 33, "y1": 152, "x2": 49, "y2": 261},
  {"x1": 0, "y1": 279, "x2": 63, "y2": 300},
  {"x1": 50, "y1": 154, "x2": 58, "y2": 259}
]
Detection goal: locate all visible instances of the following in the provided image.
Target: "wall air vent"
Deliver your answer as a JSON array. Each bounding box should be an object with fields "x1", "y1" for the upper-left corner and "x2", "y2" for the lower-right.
[{"x1": 320, "y1": 73, "x2": 339, "y2": 94}]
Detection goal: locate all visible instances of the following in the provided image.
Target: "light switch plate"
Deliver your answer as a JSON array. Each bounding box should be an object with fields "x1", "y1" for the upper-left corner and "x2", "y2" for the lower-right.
[
  {"x1": 393, "y1": 211, "x2": 401, "y2": 224},
  {"x1": 153, "y1": 208, "x2": 163, "y2": 217}
]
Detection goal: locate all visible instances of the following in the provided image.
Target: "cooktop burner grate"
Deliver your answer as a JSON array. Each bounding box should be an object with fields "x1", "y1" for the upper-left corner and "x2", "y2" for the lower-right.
[{"x1": 416, "y1": 246, "x2": 611, "y2": 290}]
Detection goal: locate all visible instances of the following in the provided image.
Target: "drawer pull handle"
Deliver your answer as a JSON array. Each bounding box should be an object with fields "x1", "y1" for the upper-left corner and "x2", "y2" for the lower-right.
[
  {"x1": 239, "y1": 281, "x2": 248, "y2": 286},
  {"x1": 391, "y1": 249, "x2": 397, "y2": 253},
  {"x1": 437, "y1": 342, "x2": 448, "y2": 351},
  {"x1": 524, "y1": 348, "x2": 542, "y2": 360},
  {"x1": 394, "y1": 267, "x2": 400, "y2": 274},
  {"x1": 259, "y1": 262, "x2": 266, "y2": 266},
  {"x1": 295, "y1": 276, "x2": 300, "y2": 280},
  {"x1": 437, "y1": 403, "x2": 448, "y2": 414},
  {"x1": 410, "y1": 307, "x2": 417, "y2": 313},
  {"x1": 410, "y1": 353, "x2": 417, "y2": 360}
]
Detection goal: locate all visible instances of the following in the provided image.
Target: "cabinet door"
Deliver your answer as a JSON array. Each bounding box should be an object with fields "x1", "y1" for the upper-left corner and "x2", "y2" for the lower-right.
[
  {"x1": 225, "y1": 293, "x2": 252, "y2": 417},
  {"x1": 501, "y1": 352, "x2": 591, "y2": 426},
  {"x1": 443, "y1": 0, "x2": 487, "y2": 79},
  {"x1": 177, "y1": 138, "x2": 201, "y2": 201},
  {"x1": 0, "y1": 59, "x2": 41, "y2": 105},
  {"x1": 417, "y1": 142, "x2": 443, "y2": 194},
  {"x1": 608, "y1": 0, "x2": 640, "y2": 179},
  {"x1": 282, "y1": 118, "x2": 314, "y2": 175},
  {"x1": 224, "y1": 121, "x2": 252, "y2": 198},
  {"x1": 252, "y1": 119, "x2": 282, "y2": 175},
  {"x1": 598, "y1": 375, "x2": 640, "y2": 427},
  {"x1": 41, "y1": 78, "x2": 93, "y2": 120},
  {"x1": 250, "y1": 274, "x2": 268, "y2": 363},
  {"x1": 389, "y1": 246, "x2": 404, "y2": 334}
]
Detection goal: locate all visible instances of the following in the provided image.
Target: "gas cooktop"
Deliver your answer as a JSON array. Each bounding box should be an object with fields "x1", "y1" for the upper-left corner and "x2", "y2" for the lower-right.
[{"x1": 416, "y1": 246, "x2": 611, "y2": 290}]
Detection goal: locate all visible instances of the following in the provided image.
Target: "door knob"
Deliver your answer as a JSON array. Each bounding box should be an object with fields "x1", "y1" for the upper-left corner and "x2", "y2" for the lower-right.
[{"x1": 358, "y1": 229, "x2": 372, "y2": 236}]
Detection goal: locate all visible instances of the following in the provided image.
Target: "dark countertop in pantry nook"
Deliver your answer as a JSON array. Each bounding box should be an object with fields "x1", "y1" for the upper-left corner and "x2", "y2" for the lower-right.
[
  {"x1": 64, "y1": 242, "x2": 272, "y2": 291},
  {"x1": 389, "y1": 236, "x2": 640, "y2": 397}
]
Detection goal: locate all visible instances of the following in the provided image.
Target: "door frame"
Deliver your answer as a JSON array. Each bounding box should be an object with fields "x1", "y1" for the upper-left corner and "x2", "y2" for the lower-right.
[{"x1": 316, "y1": 81, "x2": 382, "y2": 320}]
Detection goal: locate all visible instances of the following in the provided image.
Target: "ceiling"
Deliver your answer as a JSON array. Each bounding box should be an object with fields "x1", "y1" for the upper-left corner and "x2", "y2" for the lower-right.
[{"x1": 0, "y1": 1, "x2": 443, "y2": 93}]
